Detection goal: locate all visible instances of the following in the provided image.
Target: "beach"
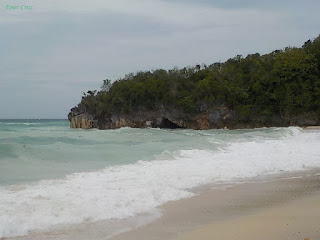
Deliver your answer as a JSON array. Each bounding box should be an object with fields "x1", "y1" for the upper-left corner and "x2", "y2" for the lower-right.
[
  {"x1": 2, "y1": 1, "x2": 320, "y2": 239},
  {"x1": 111, "y1": 171, "x2": 320, "y2": 240},
  {"x1": 5, "y1": 171, "x2": 320, "y2": 240},
  {"x1": 6, "y1": 171, "x2": 320, "y2": 240},
  {"x1": 175, "y1": 194, "x2": 320, "y2": 240},
  {"x1": 1, "y1": 122, "x2": 320, "y2": 239}
]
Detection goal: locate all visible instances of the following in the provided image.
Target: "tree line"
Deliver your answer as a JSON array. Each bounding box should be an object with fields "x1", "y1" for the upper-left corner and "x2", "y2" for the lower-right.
[{"x1": 78, "y1": 35, "x2": 320, "y2": 121}]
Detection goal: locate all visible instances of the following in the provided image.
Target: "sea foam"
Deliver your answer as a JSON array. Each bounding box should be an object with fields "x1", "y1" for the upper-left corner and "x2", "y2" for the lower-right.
[{"x1": 1, "y1": 127, "x2": 320, "y2": 237}]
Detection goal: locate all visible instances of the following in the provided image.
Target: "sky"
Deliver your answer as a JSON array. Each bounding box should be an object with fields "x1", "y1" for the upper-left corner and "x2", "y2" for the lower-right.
[{"x1": 0, "y1": 0, "x2": 319, "y2": 119}]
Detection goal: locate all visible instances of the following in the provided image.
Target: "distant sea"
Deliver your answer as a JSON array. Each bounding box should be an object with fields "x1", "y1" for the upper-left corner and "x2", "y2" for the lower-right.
[{"x1": 1, "y1": 119, "x2": 320, "y2": 238}]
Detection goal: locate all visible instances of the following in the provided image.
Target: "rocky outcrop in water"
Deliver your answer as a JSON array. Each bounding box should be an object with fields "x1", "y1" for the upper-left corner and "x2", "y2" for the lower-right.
[
  {"x1": 67, "y1": 105, "x2": 320, "y2": 130},
  {"x1": 68, "y1": 107, "x2": 97, "y2": 129},
  {"x1": 68, "y1": 35, "x2": 320, "y2": 130}
]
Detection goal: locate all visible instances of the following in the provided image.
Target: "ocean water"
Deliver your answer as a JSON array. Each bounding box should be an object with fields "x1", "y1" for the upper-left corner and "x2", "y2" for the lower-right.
[{"x1": 1, "y1": 119, "x2": 320, "y2": 238}]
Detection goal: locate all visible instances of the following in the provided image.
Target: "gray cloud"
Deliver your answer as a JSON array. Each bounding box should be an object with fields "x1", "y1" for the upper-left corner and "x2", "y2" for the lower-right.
[
  {"x1": 0, "y1": 0, "x2": 319, "y2": 118},
  {"x1": 162, "y1": 0, "x2": 320, "y2": 10}
]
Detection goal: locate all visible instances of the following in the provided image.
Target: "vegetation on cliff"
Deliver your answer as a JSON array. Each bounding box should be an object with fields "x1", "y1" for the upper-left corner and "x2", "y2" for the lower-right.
[{"x1": 77, "y1": 35, "x2": 320, "y2": 122}]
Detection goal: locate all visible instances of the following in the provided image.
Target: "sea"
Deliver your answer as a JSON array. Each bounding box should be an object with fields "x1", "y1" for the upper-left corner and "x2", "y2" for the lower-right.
[{"x1": 1, "y1": 119, "x2": 320, "y2": 238}]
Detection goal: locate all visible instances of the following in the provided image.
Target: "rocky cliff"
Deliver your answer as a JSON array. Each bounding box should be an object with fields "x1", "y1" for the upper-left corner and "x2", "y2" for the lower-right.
[
  {"x1": 68, "y1": 35, "x2": 320, "y2": 130},
  {"x1": 68, "y1": 106, "x2": 320, "y2": 130}
]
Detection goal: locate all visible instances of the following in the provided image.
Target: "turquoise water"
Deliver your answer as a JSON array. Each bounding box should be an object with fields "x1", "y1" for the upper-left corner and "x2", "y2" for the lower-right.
[
  {"x1": 0, "y1": 119, "x2": 224, "y2": 185},
  {"x1": 0, "y1": 119, "x2": 306, "y2": 185},
  {"x1": 1, "y1": 119, "x2": 320, "y2": 238}
]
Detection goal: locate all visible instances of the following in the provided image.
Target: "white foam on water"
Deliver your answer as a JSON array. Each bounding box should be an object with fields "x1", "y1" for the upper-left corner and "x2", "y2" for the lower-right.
[{"x1": 1, "y1": 127, "x2": 320, "y2": 238}]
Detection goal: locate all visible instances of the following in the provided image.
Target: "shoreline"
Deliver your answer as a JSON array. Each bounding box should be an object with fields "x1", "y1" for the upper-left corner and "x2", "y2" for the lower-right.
[
  {"x1": 304, "y1": 126, "x2": 320, "y2": 129},
  {"x1": 4, "y1": 127, "x2": 320, "y2": 240},
  {"x1": 7, "y1": 171, "x2": 320, "y2": 240},
  {"x1": 110, "y1": 170, "x2": 320, "y2": 240}
]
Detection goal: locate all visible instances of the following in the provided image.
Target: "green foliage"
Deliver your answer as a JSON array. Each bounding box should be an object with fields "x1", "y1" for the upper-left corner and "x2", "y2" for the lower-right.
[
  {"x1": 78, "y1": 35, "x2": 320, "y2": 118},
  {"x1": 236, "y1": 105, "x2": 253, "y2": 119},
  {"x1": 273, "y1": 47, "x2": 319, "y2": 113},
  {"x1": 101, "y1": 79, "x2": 112, "y2": 92},
  {"x1": 178, "y1": 96, "x2": 197, "y2": 113}
]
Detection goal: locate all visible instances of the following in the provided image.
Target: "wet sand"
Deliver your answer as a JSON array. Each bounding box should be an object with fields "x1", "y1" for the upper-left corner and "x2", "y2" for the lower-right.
[
  {"x1": 111, "y1": 171, "x2": 320, "y2": 240},
  {"x1": 8, "y1": 171, "x2": 320, "y2": 240}
]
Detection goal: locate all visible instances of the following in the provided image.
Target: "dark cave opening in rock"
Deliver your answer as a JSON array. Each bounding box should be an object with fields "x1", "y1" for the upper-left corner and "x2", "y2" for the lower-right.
[{"x1": 159, "y1": 117, "x2": 183, "y2": 129}]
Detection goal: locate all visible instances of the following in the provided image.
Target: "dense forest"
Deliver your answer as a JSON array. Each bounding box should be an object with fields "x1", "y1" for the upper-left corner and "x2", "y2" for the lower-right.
[{"x1": 77, "y1": 35, "x2": 320, "y2": 124}]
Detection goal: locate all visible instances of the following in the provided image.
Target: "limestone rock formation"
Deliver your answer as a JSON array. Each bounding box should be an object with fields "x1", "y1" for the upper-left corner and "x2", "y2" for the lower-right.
[{"x1": 67, "y1": 105, "x2": 319, "y2": 130}]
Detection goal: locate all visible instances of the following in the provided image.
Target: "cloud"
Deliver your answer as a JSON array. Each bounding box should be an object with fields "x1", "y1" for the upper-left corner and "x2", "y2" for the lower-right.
[
  {"x1": 0, "y1": 0, "x2": 319, "y2": 118},
  {"x1": 1, "y1": 0, "x2": 279, "y2": 27}
]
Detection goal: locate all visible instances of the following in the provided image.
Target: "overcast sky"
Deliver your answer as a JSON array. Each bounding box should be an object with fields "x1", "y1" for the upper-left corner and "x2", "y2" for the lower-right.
[{"x1": 0, "y1": 0, "x2": 319, "y2": 119}]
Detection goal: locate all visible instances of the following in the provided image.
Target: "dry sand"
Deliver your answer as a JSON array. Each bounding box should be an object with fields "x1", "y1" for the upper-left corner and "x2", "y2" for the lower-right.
[
  {"x1": 111, "y1": 171, "x2": 320, "y2": 240},
  {"x1": 175, "y1": 194, "x2": 320, "y2": 240},
  {"x1": 304, "y1": 126, "x2": 320, "y2": 129},
  {"x1": 8, "y1": 171, "x2": 320, "y2": 240}
]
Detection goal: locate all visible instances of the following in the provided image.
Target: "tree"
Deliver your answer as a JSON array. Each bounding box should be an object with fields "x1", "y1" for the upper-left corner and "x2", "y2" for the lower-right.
[
  {"x1": 75, "y1": 34, "x2": 320, "y2": 120},
  {"x1": 101, "y1": 79, "x2": 112, "y2": 92},
  {"x1": 273, "y1": 47, "x2": 318, "y2": 113}
]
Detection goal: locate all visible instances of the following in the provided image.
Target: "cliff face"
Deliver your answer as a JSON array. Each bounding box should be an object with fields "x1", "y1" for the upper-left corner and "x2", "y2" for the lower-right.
[
  {"x1": 68, "y1": 35, "x2": 320, "y2": 130},
  {"x1": 68, "y1": 107, "x2": 97, "y2": 129},
  {"x1": 68, "y1": 106, "x2": 320, "y2": 130}
]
